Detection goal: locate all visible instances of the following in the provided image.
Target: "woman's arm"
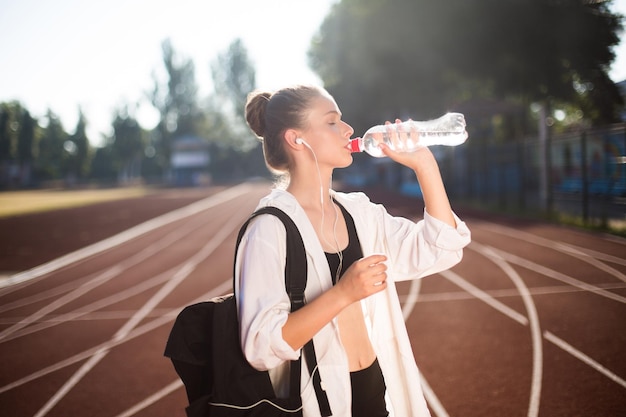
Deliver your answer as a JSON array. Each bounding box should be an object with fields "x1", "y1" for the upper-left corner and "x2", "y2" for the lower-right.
[
  {"x1": 380, "y1": 139, "x2": 456, "y2": 227},
  {"x1": 281, "y1": 254, "x2": 388, "y2": 350}
]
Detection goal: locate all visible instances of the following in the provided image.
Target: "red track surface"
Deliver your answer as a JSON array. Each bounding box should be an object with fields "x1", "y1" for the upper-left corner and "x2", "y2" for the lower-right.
[{"x1": 1, "y1": 181, "x2": 624, "y2": 417}]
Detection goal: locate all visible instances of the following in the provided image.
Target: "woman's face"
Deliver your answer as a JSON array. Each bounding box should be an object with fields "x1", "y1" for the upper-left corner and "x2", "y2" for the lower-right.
[{"x1": 301, "y1": 94, "x2": 355, "y2": 168}]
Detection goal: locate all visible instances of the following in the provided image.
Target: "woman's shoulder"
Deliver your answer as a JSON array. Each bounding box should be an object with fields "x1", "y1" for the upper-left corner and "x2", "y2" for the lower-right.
[
  {"x1": 247, "y1": 208, "x2": 289, "y2": 233},
  {"x1": 256, "y1": 188, "x2": 300, "y2": 215},
  {"x1": 332, "y1": 190, "x2": 372, "y2": 206}
]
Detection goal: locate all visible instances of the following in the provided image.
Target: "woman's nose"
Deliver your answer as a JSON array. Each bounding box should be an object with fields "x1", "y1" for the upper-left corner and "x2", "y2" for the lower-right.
[{"x1": 343, "y1": 121, "x2": 354, "y2": 137}]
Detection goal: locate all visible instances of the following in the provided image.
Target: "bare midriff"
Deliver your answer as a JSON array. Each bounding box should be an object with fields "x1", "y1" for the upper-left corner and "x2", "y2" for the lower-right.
[{"x1": 338, "y1": 302, "x2": 377, "y2": 372}]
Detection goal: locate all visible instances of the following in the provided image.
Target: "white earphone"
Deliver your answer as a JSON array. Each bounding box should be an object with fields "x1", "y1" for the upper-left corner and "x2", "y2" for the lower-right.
[{"x1": 295, "y1": 137, "x2": 312, "y2": 149}]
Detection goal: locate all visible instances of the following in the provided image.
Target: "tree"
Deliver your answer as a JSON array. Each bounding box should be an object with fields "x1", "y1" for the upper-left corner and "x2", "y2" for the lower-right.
[
  {"x1": 309, "y1": 0, "x2": 624, "y2": 135},
  {"x1": 210, "y1": 38, "x2": 258, "y2": 151},
  {"x1": 0, "y1": 104, "x2": 15, "y2": 162},
  {"x1": 17, "y1": 109, "x2": 36, "y2": 186},
  {"x1": 0, "y1": 103, "x2": 18, "y2": 187},
  {"x1": 17, "y1": 110, "x2": 35, "y2": 164},
  {"x1": 35, "y1": 110, "x2": 68, "y2": 181},
  {"x1": 150, "y1": 38, "x2": 204, "y2": 172},
  {"x1": 111, "y1": 107, "x2": 145, "y2": 183},
  {"x1": 90, "y1": 145, "x2": 116, "y2": 183},
  {"x1": 211, "y1": 38, "x2": 256, "y2": 121},
  {"x1": 64, "y1": 109, "x2": 91, "y2": 182}
]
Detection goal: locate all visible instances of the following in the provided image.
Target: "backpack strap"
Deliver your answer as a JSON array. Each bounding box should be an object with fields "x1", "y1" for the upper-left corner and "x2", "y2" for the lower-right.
[{"x1": 234, "y1": 206, "x2": 332, "y2": 417}]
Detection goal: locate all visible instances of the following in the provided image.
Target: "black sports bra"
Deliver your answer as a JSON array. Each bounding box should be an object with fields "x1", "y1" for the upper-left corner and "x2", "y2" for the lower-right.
[{"x1": 324, "y1": 201, "x2": 363, "y2": 285}]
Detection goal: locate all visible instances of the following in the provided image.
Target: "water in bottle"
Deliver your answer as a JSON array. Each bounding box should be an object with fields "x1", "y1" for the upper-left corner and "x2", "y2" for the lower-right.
[{"x1": 349, "y1": 112, "x2": 468, "y2": 158}]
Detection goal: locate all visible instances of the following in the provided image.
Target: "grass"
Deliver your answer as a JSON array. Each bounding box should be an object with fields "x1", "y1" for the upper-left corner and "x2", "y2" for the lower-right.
[
  {"x1": 0, "y1": 187, "x2": 154, "y2": 218},
  {"x1": 554, "y1": 212, "x2": 626, "y2": 238}
]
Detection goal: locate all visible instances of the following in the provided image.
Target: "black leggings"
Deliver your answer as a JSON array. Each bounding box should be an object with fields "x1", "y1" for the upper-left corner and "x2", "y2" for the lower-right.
[{"x1": 350, "y1": 358, "x2": 389, "y2": 417}]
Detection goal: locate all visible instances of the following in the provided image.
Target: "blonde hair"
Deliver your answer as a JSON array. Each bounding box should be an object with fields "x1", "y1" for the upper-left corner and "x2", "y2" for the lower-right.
[{"x1": 245, "y1": 85, "x2": 327, "y2": 176}]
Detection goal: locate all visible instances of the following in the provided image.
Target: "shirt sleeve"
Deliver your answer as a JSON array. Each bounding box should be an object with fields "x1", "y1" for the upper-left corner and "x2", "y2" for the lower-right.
[
  {"x1": 371, "y1": 199, "x2": 471, "y2": 281},
  {"x1": 422, "y1": 209, "x2": 471, "y2": 251},
  {"x1": 234, "y1": 215, "x2": 301, "y2": 371}
]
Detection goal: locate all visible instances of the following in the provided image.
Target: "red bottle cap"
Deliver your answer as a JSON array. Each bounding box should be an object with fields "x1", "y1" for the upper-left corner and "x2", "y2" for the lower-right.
[{"x1": 349, "y1": 138, "x2": 362, "y2": 153}]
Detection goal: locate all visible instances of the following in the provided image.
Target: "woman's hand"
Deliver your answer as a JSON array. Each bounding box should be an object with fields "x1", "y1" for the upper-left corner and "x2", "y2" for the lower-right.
[
  {"x1": 381, "y1": 118, "x2": 457, "y2": 227},
  {"x1": 380, "y1": 119, "x2": 438, "y2": 172},
  {"x1": 282, "y1": 254, "x2": 387, "y2": 350},
  {"x1": 334, "y1": 254, "x2": 388, "y2": 304}
]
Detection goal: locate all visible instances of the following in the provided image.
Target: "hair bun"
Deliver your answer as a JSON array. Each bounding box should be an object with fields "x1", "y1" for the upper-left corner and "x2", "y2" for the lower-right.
[{"x1": 245, "y1": 91, "x2": 272, "y2": 138}]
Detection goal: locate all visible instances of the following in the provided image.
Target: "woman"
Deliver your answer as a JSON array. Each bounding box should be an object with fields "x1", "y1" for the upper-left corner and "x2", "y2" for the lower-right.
[{"x1": 236, "y1": 85, "x2": 471, "y2": 416}]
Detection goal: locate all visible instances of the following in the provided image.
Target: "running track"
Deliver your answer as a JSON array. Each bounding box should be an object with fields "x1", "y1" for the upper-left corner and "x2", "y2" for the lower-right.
[{"x1": 0, "y1": 182, "x2": 624, "y2": 417}]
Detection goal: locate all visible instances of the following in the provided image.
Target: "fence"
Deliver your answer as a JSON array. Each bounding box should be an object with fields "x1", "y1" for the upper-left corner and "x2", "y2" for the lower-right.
[{"x1": 342, "y1": 123, "x2": 626, "y2": 230}]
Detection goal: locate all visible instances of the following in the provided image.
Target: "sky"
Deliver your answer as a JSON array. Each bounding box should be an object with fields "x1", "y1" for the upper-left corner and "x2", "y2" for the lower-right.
[
  {"x1": 0, "y1": 0, "x2": 625, "y2": 147},
  {"x1": 0, "y1": 0, "x2": 337, "y2": 145}
]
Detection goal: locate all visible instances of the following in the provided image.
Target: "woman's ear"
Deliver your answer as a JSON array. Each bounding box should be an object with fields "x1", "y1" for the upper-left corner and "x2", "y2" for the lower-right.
[{"x1": 284, "y1": 129, "x2": 302, "y2": 149}]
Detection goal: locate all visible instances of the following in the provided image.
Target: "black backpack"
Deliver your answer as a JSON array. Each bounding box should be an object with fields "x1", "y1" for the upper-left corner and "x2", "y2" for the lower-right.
[{"x1": 164, "y1": 206, "x2": 332, "y2": 417}]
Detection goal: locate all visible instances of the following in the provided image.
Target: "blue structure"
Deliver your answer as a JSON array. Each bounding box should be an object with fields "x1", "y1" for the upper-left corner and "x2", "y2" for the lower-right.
[{"x1": 170, "y1": 135, "x2": 210, "y2": 186}]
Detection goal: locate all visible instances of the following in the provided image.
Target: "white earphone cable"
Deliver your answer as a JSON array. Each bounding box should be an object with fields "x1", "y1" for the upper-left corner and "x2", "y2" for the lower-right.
[{"x1": 308, "y1": 142, "x2": 343, "y2": 283}]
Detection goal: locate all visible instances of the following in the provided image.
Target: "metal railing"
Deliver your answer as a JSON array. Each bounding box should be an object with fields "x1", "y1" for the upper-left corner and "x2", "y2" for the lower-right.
[{"x1": 342, "y1": 123, "x2": 626, "y2": 230}]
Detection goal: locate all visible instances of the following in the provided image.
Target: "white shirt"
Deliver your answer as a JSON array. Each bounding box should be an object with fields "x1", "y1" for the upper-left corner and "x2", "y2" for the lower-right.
[{"x1": 235, "y1": 188, "x2": 471, "y2": 417}]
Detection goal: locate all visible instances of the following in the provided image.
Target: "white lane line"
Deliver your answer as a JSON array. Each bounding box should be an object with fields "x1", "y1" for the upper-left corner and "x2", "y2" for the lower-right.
[
  {"x1": 484, "y1": 245, "x2": 626, "y2": 304},
  {"x1": 473, "y1": 243, "x2": 543, "y2": 417},
  {"x1": 439, "y1": 269, "x2": 528, "y2": 326},
  {"x1": 0, "y1": 183, "x2": 252, "y2": 290},
  {"x1": 32, "y1": 212, "x2": 245, "y2": 417},
  {"x1": 475, "y1": 222, "x2": 626, "y2": 274},
  {"x1": 440, "y1": 269, "x2": 626, "y2": 391},
  {"x1": 440, "y1": 257, "x2": 626, "y2": 395},
  {"x1": 0, "y1": 309, "x2": 173, "y2": 324},
  {"x1": 0, "y1": 264, "x2": 123, "y2": 341},
  {"x1": 400, "y1": 274, "x2": 450, "y2": 416},
  {"x1": 0, "y1": 204, "x2": 210, "y2": 342},
  {"x1": 0, "y1": 197, "x2": 217, "y2": 313},
  {"x1": 0, "y1": 273, "x2": 94, "y2": 313},
  {"x1": 407, "y1": 282, "x2": 626, "y2": 303},
  {"x1": 567, "y1": 247, "x2": 626, "y2": 266},
  {"x1": 0, "y1": 281, "x2": 231, "y2": 395},
  {"x1": 439, "y1": 268, "x2": 539, "y2": 417},
  {"x1": 0, "y1": 265, "x2": 178, "y2": 341},
  {"x1": 543, "y1": 331, "x2": 626, "y2": 389},
  {"x1": 114, "y1": 380, "x2": 184, "y2": 417},
  {"x1": 420, "y1": 375, "x2": 450, "y2": 417},
  {"x1": 402, "y1": 277, "x2": 422, "y2": 321}
]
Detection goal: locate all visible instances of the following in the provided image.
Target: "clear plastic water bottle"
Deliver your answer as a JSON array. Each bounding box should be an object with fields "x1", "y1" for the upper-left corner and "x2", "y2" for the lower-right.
[{"x1": 349, "y1": 112, "x2": 468, "y2": 158}]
